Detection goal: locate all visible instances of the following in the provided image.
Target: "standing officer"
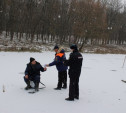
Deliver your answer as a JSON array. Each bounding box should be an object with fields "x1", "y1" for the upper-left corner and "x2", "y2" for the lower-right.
[
  {"x1": 46, "y1": 46, "x2": 67, "y2": 90},
  {"x1": 64, "y1": 44, "x2": 83, "y2": 101}
]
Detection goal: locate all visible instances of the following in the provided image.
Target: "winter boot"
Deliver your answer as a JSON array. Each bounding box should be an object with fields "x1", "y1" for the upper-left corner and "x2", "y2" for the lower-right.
[
  {"x1": 35, "y1": 82, "x2": 39, "y2": 91},
  {"x1": 25, "y1": 81, "x2": 32, "y2": 90},
  {"x1": 54, "y1": 87, "x2": 61, "y2": 90},
  {"x1": 74, "y1": 96, "x2": 79, "y2": 100},
  {"x1": 65, "y1": 97, "x2": 74, "y2": 101}
]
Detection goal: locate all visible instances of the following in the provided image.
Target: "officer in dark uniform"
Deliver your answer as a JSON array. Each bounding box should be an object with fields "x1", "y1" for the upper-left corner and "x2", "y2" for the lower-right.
[
  {"x1": 24, "y1": 57, "x2": 47, "y2": 91},
  {"x1": 64, "y1": 44, "x2": 83, "y2": 101}
]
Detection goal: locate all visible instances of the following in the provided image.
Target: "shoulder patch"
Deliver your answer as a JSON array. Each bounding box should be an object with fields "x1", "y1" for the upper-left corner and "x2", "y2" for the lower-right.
[{"x1": 78, "y1": 56, "x2": 83, "y2": 59}]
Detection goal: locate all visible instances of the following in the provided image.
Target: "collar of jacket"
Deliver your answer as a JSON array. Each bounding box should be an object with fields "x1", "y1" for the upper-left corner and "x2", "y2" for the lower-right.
[
  {"x1": 56, "y1": 53, "x2": 64, "y2": 57},
  {"x1": 73, "y1": 49, "x2": 78, "y2": 53}
]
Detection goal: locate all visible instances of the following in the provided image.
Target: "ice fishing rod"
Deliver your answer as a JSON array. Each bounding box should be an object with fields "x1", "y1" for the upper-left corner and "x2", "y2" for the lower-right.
[{"x1": 40, "y1": 81, "x2": 46, "y2": 87}]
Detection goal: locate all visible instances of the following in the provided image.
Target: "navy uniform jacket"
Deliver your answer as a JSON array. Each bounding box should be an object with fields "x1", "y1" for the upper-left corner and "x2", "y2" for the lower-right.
[
  {"x1": 49, "y1": 52, "x2": 68, "y2": 72},
  {"x1": 64, "y1": 50, "x2": 83, "y2": 77},
  {"x1": 25, "y1": 61, "x2": 45, "y2": 77}
]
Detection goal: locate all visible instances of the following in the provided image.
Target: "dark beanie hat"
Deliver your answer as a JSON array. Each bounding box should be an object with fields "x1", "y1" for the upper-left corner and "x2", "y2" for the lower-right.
[
  {"x1": 54, "y1": 45, "x2": 59, "y2": 50},
  {"x1": 70, "y1": 44, "x2": 78, "y2": 50},
  {"x1": 30, "y1": 57, "x2": 35, "y2": 63}
]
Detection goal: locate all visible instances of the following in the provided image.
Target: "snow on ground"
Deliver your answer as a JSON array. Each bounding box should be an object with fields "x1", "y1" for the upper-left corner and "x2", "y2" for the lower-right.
[{"x1": 0, "y1": 52, "x2": 126, "y2": 113}]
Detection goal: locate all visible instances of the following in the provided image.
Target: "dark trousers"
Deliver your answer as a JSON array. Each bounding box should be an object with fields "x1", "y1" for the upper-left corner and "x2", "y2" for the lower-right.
[
  {"x1": 24, "y1": 75, "x2": 40, "y2": 85},
  {"x1": 57, "y1": 71, "x2": 67, "y2": 88},
  {"x1": 69, "y1": 72, "x2": 80, "y2": 99}
]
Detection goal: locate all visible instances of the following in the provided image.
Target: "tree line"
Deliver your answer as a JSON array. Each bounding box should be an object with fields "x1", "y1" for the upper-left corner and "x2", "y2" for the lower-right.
[{"x1": 0, "y1": 0, "x2": 126, "y2": 51}]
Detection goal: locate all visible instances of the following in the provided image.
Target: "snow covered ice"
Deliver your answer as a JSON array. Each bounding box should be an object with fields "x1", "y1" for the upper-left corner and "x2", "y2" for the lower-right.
[{"x1": 0, "y1": 52, "x2": 126, "y2": 113}]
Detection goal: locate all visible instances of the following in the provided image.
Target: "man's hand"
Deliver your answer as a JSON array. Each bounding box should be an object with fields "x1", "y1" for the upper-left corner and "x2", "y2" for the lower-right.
[
  {"x1": 44, "y1": 67, "x2": 47, "y2": 71},
  {"x1": 45, "y1": 64, "x2": 49, "y2": 67},
  {"x1": 25, "y1": 75, "x2": 28, "y2": 79}
]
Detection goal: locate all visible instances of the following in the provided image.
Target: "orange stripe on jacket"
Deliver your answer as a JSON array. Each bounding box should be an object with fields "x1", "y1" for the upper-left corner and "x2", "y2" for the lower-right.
[{"x1": 56, "y1": 53, "x2": 64, "y2": 57}]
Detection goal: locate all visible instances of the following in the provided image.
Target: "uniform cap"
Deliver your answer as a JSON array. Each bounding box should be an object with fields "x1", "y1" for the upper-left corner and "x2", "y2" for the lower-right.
[
  {"x1": 54, "y1": 45, "x2": 59, "y2": 50},
  {"x1": 30, "y1": 57, "x2": 35, "y2": 63},
  {"x1": 70, "y1": 44, "x2": 78, "y2": 50}
]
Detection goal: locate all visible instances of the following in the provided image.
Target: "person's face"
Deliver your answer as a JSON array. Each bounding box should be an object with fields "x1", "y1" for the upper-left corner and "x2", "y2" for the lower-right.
[
  {"x1": 31, "y1": 60, "x2": 36, "y2": 65},
  {"x1": 71, "y1": 49, "x2": 74, "y2": 52},
  {"x1": 54, "y1": 49, "x2": 58, "y2": 53}
]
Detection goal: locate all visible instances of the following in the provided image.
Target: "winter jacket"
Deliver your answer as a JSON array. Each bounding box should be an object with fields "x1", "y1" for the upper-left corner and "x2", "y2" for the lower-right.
[
  {"x1": 64, "y1": 50, "x2": 83, "y2": 76},
  {"x1": 49, "y1": 50, "x2": 68, "y2": 72},
  {"x1": 25, "y1": 61, "x2": 45, "y2": 77}
]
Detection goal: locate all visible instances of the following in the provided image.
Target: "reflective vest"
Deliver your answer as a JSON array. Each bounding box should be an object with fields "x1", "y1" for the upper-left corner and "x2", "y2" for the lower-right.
[{"x1": 56, "y1": 53, "x2": 64, "y2": 58}]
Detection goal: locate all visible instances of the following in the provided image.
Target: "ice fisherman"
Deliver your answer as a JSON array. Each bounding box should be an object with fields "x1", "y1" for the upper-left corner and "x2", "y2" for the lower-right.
[{"x1": 24, "y1": 57, "x2": 47, "y2": 91}]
